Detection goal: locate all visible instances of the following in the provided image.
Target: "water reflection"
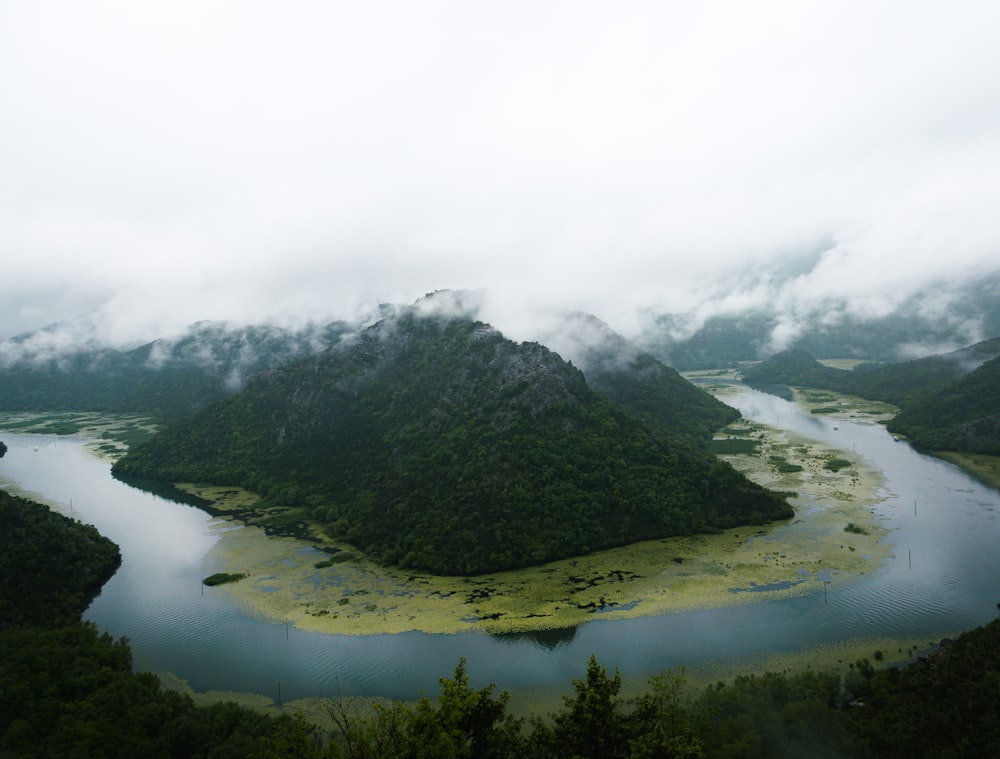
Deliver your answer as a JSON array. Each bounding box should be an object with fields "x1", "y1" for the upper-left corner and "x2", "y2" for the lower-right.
[
  {"x1": 493, "y1": 625, "x2": 579, "y2": 649},
  {"x1": 3, "y1": 395, "x2": 1000, "y2": 702}
]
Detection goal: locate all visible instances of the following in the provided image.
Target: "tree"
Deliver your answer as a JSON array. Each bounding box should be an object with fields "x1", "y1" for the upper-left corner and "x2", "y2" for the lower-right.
[
  {"x1": 628, "y1": 669, "x2": 705, "y2": 758},
  {"x1": 551, "y1": 655, "x2": 627, "y2": 759}
]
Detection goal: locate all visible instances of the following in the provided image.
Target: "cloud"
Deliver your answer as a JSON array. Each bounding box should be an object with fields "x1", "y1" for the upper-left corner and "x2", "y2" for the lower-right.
[{"x1": 2, "y1": 1, "x2": 999, "y2": 345}]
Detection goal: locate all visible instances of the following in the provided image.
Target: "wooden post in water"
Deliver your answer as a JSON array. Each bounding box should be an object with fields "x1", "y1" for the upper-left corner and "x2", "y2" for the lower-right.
[
  {"x1": 277, "y1": 681, "x2": 282, "y2": 707},
  {"x1": 909, "y1": 550, "x2": 912, "y2": 570},
  {"x1": 285, "y1": 618, "x2": 289, "y2": 640}
]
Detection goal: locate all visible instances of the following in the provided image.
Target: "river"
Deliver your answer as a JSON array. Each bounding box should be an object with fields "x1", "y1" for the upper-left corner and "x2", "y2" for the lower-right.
[{"x1": 2, "y1": 385, "x2": 999, "y2": 703}]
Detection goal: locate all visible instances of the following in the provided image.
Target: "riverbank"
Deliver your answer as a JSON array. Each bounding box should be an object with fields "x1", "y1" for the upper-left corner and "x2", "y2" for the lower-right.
[
  {"x1": 0, "y1": 405, "x2": 894, "y2": 637},
  {"x1": 933, "y1": 451, "x2": 1000, "y2": 492},
  {"x1": 183, "y1": 384, "x2": 893, "y2": 636}
]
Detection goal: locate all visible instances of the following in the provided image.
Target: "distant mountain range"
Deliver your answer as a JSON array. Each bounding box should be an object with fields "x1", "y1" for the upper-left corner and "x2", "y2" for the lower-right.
[
  {"x1": 113, "y1": 308, "x2": 791, "y2": 574},
  {"x1": 642, "y1": 272, "x2": 1000, "y2": 369},
  {"x1": 0, "y1": 320, "x2": 354, "y2": 419}
]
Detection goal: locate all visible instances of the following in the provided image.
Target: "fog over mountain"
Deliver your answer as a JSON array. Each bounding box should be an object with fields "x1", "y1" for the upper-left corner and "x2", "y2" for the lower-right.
[{"x1": 3, "y1": 2, "x2": 999, "y2": 355}]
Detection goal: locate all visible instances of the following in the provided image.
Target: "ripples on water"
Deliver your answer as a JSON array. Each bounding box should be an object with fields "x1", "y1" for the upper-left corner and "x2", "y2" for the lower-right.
[{"x1": 4, "y1": 391, "x2": 1000, "y2": 700}]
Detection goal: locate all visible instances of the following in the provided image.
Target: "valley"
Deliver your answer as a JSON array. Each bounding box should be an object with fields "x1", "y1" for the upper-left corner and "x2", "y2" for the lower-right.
[{"x1": 177, "y1": 385, "x2": 891, "y2": 635}]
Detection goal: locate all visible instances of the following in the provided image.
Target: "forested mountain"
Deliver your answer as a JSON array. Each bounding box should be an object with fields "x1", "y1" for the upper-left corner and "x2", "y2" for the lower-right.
[
  {"x1": 114, "y1": 312, "x2": 791, "y2": 574},
  {"x1": 0, "y1": 320, "x2": 352, "y2": 420},
  {"x1": 536, "y1": 311, "x2": 740, "y2": 441},
  {"x1": 643, "y1": 271, "x2": 1000, "y2": 369},
  {"x1": 888, "y1": 355, "x2": 1000, "y2": 454},
  {"x1": 741, "y1": 339, "x2": 1000, "y2": 454}
]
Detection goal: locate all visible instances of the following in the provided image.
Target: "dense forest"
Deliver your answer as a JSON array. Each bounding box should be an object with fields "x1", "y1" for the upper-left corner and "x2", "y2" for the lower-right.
[
  {"x1": 113, "y1": 313, "x2": 791, "y2": 574},
  {"x1": 0, "y1": 487, "x2": 310, "y2": 756},
  {"x1": 742, "y1": 340, "x2": 1000, "y2": 454},
  {"x1": 644, "y1": 272, "x2": 1000, "y2": 369},
  {"x1": 4, "y1": 480, "x2": 1000, "y2": 756},
  {"x1": 0, "y1": 321, "x2": 351, "y2": 421}
]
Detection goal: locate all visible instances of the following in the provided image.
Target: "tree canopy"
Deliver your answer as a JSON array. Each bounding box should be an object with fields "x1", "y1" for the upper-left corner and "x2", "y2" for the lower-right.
[{"x1": 115, "y1": 314, "x2": 791, "y2": 574}]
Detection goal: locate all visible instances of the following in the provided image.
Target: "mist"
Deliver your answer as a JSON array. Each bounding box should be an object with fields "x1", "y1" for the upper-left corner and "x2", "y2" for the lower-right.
[{"x1": 2, "y1": 1, "x2": 999, "y2": 350}]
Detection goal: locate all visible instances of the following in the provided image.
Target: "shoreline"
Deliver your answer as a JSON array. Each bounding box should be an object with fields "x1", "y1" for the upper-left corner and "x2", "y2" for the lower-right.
[
  {"x1": 189, "y1": 385, "x2": 894, "y2": 636},
  {"x1": 0, "y1": 402, "x2": 896, "y2": 638}
]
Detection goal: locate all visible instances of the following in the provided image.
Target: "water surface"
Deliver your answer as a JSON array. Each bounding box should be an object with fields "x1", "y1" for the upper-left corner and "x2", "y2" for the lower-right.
[{"x1": 2, "y1": 387, "x2": 998, "y2": 701}]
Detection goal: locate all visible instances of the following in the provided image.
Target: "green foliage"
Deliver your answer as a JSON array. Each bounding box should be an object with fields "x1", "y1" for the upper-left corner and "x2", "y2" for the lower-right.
[
  {"x1": 526, "y1": 655, "x2": 628, "y2": 759},
  {"x1": 744, "y1": 339, "x2": 1000, "y2": 455},
  {"x1": 844, "y1": 523, "x2": 869, "y2": 535},
  {"x1": 848, "y1": 620, "x2": 1000, "y2": 758},
  {"x1": 707, "y1": 438, "x2": 760, "y2": 454},
  {"x1": 0, "y1": 487, "x2": 315, "y2": 757},
  {"x1": 888, "y1": 354, "x2": 1000, "y2": 454},
  {"x1": 824, "y1": 458, "x2": 852, "y2": 472},
  {"x1": 692, "y1": 669, "x2": 866, "y2": 758},
  {"x1": 0, "y1": 321, "x2": 353, "y2": 422},
  {"x1": 202, "y1": 572, "x2": 247, "y2": 586},
  {"x1": 320, "y1": 660, "x2": 526, "y2": 758},
  {"x1": 5, "y1": 478, "x2": 1000, "y2": 758},
  {"x1": 584, "y1": 350, "x2": 740, "y2": 443},
  {"x1": 115, "y1": 314, "x2": 792, "y2": 575},
  {"x1": 0, "y1": 489, "x2": 121, "y2": 629}
]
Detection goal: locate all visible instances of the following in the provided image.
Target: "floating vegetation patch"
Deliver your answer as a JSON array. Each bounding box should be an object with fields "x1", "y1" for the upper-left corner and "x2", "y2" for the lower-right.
[
  {"x1": 844, "y1": 523, "x2": 869, "y2": 535},
  {"x1": 0, "y1": 412, "x2": 159, "y2": 460},
  {"x1": 777, "y1": 462, "x2": 804, "y2": 473},
  {"x1": 811, "y1": 407, "x2": 840, "y2": 414},
  {"x1": 203, "y1": 572, "x2": 247, "y2": 586},
  {"x1": 709, "y1": 438, "x2": 760, "y2": 454},
  {"x1": 729, "y1": 579, "x2": 802, "y2": 593},
  {"x1": 824, "y1": 458, "x2": 853, "y2": 472}
]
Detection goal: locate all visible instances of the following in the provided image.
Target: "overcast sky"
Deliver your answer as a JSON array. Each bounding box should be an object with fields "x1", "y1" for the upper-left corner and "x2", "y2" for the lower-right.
[{"x1": 2, "y1": 1, "x2": 999, "y2": 345}]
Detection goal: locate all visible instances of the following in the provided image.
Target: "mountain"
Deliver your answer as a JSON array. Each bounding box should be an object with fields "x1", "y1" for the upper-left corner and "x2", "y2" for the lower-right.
[
  {"x1": 644, "y1": 272, "x2": 1000, "y2": 369},
  {"x1": 887, "y1": 355, "x2": 1000, "y2": 454},
  {"x1": 0, "y1": 320, "x2": 353, "y2": 419},
  {"x1": 743, "y1": 338, "x2": 1000, "y2": 406},
  {"x1": 114, "y1": 312, "x2": 791, "y2": 575},
  {"x1": 521, "y1": 310, "x2": 741, "y2": 441}
]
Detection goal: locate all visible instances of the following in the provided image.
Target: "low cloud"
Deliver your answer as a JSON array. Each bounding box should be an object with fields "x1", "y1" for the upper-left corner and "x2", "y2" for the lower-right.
[{"x1": 1, "y1": 1, "x2": 998, "y2": 353}]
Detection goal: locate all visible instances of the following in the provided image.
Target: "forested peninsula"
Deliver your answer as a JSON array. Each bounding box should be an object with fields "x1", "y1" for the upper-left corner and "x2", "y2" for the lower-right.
[{"x1": 114, "y1": 313, "x2": 791, "y2": 575}]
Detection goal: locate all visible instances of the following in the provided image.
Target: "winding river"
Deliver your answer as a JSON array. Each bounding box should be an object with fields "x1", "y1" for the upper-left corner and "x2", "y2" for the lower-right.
[{"x1": 2, "y1": 385, "x2": 999, "y2": 703}]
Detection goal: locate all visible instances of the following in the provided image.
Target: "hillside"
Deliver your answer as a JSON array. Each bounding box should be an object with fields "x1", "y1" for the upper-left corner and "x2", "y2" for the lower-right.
[
  {"x1": 0, "y1": 320, "x2": 351, "y2": 420},
  {"x1": 644, "y1": 271, "x2": 1000, "y2": 369},
  {"x1": 531, "y1": 310, "x2": 740, "y2": 441},
  {"x1": 114, "y1": 313, "x2": 791, "y2": 575},
  {"x1": 888, "y1": 355, "x2": 1000, "y2": 454}
]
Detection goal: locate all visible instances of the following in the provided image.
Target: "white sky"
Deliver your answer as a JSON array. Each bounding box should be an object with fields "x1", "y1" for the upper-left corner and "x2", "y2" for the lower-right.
[{"x1": 2, "y1": 1, "x2": 1000, "y2": 344}]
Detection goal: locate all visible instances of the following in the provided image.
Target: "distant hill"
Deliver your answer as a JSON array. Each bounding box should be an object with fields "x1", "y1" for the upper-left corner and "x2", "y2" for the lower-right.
[
  {"x1": 0, "y1": 320, "x2": 352, "y2": 420},
  {"x1": 644, "y1": 272, "x2": 1000, "y2": 369},
  {"x1": 114, "y1": 312, "x2": 791, "y2": 575},
  {"x1": 742, "y1": 339, "x2": 1000, "y2": 454},
  {"x1": 525, "y1": 310, "x2": 740, "y2": 441}
]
